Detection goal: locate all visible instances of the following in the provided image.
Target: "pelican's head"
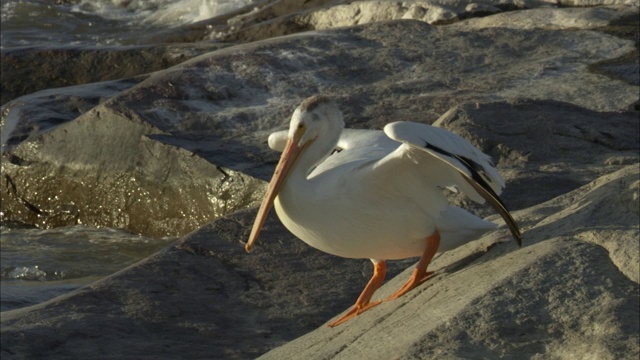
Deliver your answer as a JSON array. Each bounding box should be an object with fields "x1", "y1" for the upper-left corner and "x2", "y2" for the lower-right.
[
  {"x1": 267, "y1": 96, "x2": 344, "y2": 152},
  {"x1": 288, "y1": 95, "x2": 345, "y2": 148},
  {"x1": 245, "y1": 95, "x2": 344, "y2": 252}
]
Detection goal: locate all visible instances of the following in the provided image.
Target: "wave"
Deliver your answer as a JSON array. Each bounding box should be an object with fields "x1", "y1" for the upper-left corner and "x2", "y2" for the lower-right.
[
  {"x1": 1, "y1": 0, "x2": 258, "y2": 47},
  {"x1": 71, "y1": 0, "x2": 257, "y2": 26}
]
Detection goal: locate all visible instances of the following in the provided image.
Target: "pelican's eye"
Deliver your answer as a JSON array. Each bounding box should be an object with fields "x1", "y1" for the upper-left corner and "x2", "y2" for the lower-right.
[
  {"x1": 294, "y1": 122, "x2": 307, "y2": 140},
  {"x1": 296, "y1": 121, "x2": 308, "y2": 134}
]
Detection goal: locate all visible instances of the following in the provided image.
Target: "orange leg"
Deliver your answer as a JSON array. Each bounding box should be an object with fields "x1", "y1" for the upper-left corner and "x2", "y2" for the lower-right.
[
  {"x1": 386, "y1": 231, "x2": 440, "y2": 301},
  {"x1": 328, "y1": 260, "x2": 387, "y2": 327}
]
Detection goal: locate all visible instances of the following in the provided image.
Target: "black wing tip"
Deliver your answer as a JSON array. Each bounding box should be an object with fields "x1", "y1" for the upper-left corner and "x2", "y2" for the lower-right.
[
  {"x1": 509, "y1": 223, "x2": 523, "y2": 247},
  {"x1": 498, "y1": 203, "x2": 522, "y2": 247},
  {"x1": 461, "y1": 175, "x2": 523, "y2": 248},
  {"x1": 423, "y1": 140, "x2": 524, "y2": 247}
]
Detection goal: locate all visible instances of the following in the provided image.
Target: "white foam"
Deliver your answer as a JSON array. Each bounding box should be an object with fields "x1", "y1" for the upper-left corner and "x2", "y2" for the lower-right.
[
  {"x1": 1, "y1": 106, "x2": 21, "y2": 152},
  {"x1": 72, "y1": 0, "x2": 257, "y2": 26}
]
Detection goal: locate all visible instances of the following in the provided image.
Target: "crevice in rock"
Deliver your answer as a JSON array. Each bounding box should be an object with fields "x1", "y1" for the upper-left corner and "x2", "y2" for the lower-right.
[{"x1": 3, "y1": 174, "x2": 47, "y2": 216}]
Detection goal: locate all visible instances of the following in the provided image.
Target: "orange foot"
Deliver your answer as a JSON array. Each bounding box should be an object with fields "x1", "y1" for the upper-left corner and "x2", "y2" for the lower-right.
[
  {"x1": 328, "y1": 300, "x2": 382, "y2": 327},
  {"x1": 327, "y1": 261, "x2": 387, "y2": 327},
  {"x1": 386, "y1": 270, "x2": 435, "y2": 300},
  {"x1": 386, "y1": 231, "x2": 440, "y2": 301}
]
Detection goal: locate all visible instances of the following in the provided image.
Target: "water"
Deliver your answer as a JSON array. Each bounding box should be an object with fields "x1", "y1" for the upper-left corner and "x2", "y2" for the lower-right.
[
  {"x1": 1, "y1": 0, "x2": 258, "y2": 48},
  {"x1": 1, "y1": 225, "x2": 176, "y2": 311},
  {"x1": 0, "y1": 0, "x2": 257, "y2": 312}
]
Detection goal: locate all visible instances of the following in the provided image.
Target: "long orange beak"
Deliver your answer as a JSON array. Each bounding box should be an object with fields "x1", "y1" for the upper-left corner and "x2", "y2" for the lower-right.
[{"x1": 245, "y1": 137, "x2": 302, "y2": 252}]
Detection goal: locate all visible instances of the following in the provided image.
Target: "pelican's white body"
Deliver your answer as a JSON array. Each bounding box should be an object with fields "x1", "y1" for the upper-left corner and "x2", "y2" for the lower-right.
[
  {"x1": 268, "y1": 117, "x2": 500, "y2": 261},
  {"x1": 243, "y1": 97, "x2": 519, "y2": 327}
]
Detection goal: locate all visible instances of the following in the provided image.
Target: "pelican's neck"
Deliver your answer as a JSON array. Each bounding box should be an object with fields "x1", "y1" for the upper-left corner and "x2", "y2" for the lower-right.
[
  {"x1": 275, "y1": 124, "x2": 341, "y2": 228},
  {"x1": 285, "y1": 127, "x2": 342, "y2": 193},
  {"x1": 291, "y1": 127, "x2": 341, "y2": 182},
  {"x1": 279, "y1": 98, "x2": 346, "y2": 202}
]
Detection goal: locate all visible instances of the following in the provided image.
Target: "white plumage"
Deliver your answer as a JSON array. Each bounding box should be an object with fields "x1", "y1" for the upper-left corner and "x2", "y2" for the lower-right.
[{"x1": 247, "y1": 96, "x2": 521, "y2": 327}]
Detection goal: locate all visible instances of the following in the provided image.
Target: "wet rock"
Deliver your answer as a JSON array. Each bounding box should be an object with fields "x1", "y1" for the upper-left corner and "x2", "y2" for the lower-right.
[
  {"x1": 1, "y1": 77, "x2": 146, "y2": 151},
  {"x1": 0, "y1": 207, "x2": 415, "y2": 359},
  {"x1": 1, "y1": 103, "x2": 266, "y2": 237},
  {"x1": 0, "y1": 43, "x2": 225, "y2": 105}
]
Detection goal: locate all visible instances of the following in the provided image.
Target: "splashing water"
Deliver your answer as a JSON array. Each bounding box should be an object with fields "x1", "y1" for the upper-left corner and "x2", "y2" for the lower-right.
[
  {"x1": 1, "y1": 0, "x2": 259, "y2": 47},
  {"x1": 1, "y1": 224, "x2": 176, "y2": 311}
]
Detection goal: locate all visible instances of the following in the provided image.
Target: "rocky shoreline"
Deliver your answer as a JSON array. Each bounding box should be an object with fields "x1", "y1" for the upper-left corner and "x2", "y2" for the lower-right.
[{"x1": 1, "y1": 0, "x2": 638, "y2": 358}]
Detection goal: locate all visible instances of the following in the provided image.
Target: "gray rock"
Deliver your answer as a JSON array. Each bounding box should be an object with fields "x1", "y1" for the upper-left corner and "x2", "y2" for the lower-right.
[
  {"x1": 2, "y1": 18, "x2": 637, "y2": 236},
  {"x1": 1, "y1": 77, "x2": 146, "y2": 151},
  {"x1": 454, "y1": 6, "x2": 632, "y2": 30},
  {"x1": 0, "y1": 207, "x2": 415, "y2": 359},
  {"x1": 259, "y1": 165, "x2": 639, "y2": 359},
  {"x1": 590, "y1": 12, "x2": 640, "y2": 88},
  {"x1": 1, "y1": 103, "x2": 266, "y2": 237},
  {"x1": 0, "y1": 44, "x2": 225, "y2": 106},
  {"x1": 1, "y1": 3, "x2": 639, "y2": 359},
  {"x1": 2, "y1": 161, "x2": 636, "y2": 359},
  {"x1": 215, "y1": 0, "x2": 639, "y2": 42}
]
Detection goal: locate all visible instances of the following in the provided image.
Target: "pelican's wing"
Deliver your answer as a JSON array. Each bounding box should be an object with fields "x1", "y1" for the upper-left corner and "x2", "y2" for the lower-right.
[
  {"x1": 309, "y1": 129, "x2": 400, "y2": 177},
  {"x1": 269, "y1": 128, "x2": 403, "y2": 178},
  {"x1": 378, "y1": 121, "x2": 521, "y2": 245},
  {"x1": 336, "y1": 129, "x2": 401, "y2": 151},
  {"x1": 268, "y1": 128, "x2": 399, "y2": 153}
]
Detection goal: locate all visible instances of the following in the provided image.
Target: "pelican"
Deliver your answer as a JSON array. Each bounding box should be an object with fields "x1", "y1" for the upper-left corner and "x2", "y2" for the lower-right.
[{"x1": 245, "y1": 95, "x2": 521, "y2": 327}]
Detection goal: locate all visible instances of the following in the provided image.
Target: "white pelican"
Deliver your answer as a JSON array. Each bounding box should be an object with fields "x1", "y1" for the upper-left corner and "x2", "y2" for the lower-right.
[{"x1": 246, "y1": 96, "x2": 522, "y2": 327}]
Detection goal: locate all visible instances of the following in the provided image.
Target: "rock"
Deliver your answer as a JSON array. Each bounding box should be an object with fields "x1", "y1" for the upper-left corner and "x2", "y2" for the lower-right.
[
  {"x1": 3, "y1": 1, "x2": 637, "y2": 106},
  {"x1": 0, "y1": 207, "x2": 415, "y2": 359},
  {"x1": 591, "y1": 12, "x2": 640, "y2": 88},
  {"x1": 433, "y1": 101, "x2": 639, "y2": 213},
  {"x1": 0, "y1": 43, "x2": 225, "y2": 106},
  {"x1": 258, "y1": 165, "x2": 639, "y2": 359},
  {"x1": 2, "y1": 17, "x2": 637, "y2": 236},
  {"x1": 1, "y1": 102, "x2": 266, "y2": 237},
  {"x1": 0, "y1": 77, "x2": 146, "y2": 151},
  {"x1": 1, "y1": 167, "x2": 636, "y2": 359},
  {"x1": 454, "y1": 6, "x2": 631, "y2": 30},
  {"x1": 215, "y1": 0, "x2": 639, "y2": 42},
  {"x1": 1, "y1": 2, "x2": 639, "y2": 359},
  {"x1": 560, "y1": 0, "x2": 637, "y2": 5}
]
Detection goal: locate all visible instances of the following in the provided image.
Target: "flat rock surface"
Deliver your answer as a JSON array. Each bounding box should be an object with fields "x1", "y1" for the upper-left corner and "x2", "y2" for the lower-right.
[
  {"x1": 1, "y1": 1, "x2": 638, "y2": 359},
  {"x1": 260, "y1": 166, "x2": 639, "y2": 360}
]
